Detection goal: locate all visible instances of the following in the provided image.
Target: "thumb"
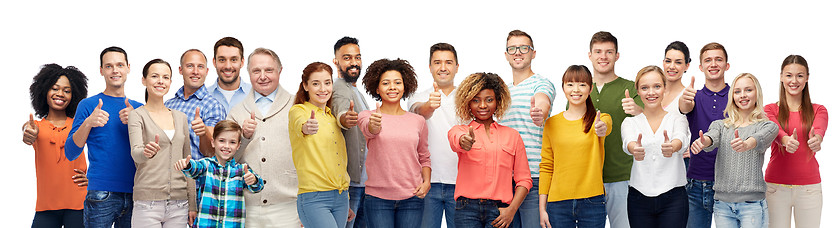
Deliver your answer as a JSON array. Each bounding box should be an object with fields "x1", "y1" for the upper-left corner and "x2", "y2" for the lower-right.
[
  {"x1": 186, "y1": 155, "x2": 192, "y2": 160},
  {"x1": 468, "y1": 127, "x2": 475, "y2": 139},
  {"x1": 194, "y1": 107, "x2": 201, "y2": 119},
  {"x1": 637, "y1": 133, "x2": 643, "y2": 143},
  {"x1": 243, "y1": 164, "x2": 249, "y2": 173},
  {"x1": 625, "y1": 89, "x2": 631, "y2": 99},
  {"x1": 690, "y1": 76, "x2": 695, "y2": 89},
  {"x1": 791, "y1": 128, "x2": 798, "y2": 140},
  {"x1": 734, "y1": 129, "x2": 740, "y2": 139},
  {"x1": 125, "y1": 98, "x2": 133, "y2": 109},
  {"x1": 699, "y1": 130, "x2": 705, "y2": 142},
  {"x1": 810, "y1": 127, "x2": 816, "y2": 138},
  {"x1": 530, "y1": 96, "x2": 536, "y2": 108},
  {"x1": 375, "y1": 102, "x2": 381, "y2": 113},
  {"x1": 250, "y1": 111, "x2": 256, "y2": 120},
  {"x1": 29, "y1": 113, "x2": 36, "y2": 128},
  {"x1": 96, "y1": 99, "x2": 103, "y2": 109},
  {"x1": 596, "y1": 111, "x2": 601, "y2": 122},
  {"x1": 310, "y1": 110, "x2": 316, "y2": 119},
  {"x1": 349, "y1": 100, "x2": 355, "y2": 112},
  {"x1": 433, "y1": 82, "x2": 439, "y2": 92},
  {"x1": 664, "y1": 130, "x2": 670, "y2": 143},
  {"x1": 154, "y1": 134, "x2": 160, "y2": 144}
]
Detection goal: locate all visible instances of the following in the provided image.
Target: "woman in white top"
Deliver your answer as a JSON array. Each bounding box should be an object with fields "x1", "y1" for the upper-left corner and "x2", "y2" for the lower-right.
[
  {"x1": 621, "y1": 65, "x2": 690, "y2": 227},
  {"x1": 660, "y1": 41, "x2": 693, "y2": 166}
]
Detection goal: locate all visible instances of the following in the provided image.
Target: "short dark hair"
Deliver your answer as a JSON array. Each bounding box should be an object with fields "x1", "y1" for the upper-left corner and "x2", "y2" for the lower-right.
[
  {"x1": 100, "y1": 46, "x2": 128, "y2": 67},
  {"x1": 362, "y1": 58, "x2": 418, "y2": 101},
  {"x1": 334, "y1": 36, "x2": 359, "y2": 54},
  {"x1": 213, "y1": 120, "x2": 242, "y2": 140},
  {"x1": 429, "y1": 43, "x2": 458, "y2": 65},
  {"x1": 214, "y1": 37, "x2": 244, "y2": 59},
  {"x1": 589, "y1": 31, "x2": 618, "y2": 51},
  {"x1": 30, "y1": 64, "x2": 88, "y2": 118},
  {"x1": 665, "y1": 41, "x2": 691, "y2": 63},
  {"x1": 507, "y1": 30, "x2": 533, "y2": 47}
]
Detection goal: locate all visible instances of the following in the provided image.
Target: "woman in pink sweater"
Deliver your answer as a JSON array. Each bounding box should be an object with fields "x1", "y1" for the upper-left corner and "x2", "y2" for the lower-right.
[
  {"x1": 764, "y1": 55, "x2": 828, "y2": 228},
  {"x1": 358, "y1": 58, "x2": 431, "y2": 228}
]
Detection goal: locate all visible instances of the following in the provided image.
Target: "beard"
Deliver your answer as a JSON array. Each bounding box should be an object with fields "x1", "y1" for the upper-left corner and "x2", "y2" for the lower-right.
[{"x1": 340, "y1": 65, "x2": 361, "y2": 83}]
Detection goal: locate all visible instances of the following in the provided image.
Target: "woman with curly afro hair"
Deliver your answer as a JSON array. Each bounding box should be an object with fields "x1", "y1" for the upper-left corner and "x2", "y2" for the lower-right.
[
  {"x1": 23, "y1": 63, "x2": 89, "y2": 228},
  {"x1": 447, "y1": 72, "x2": 531, "y2": 228},
  {"x1": 357, "y1": 58, "x2": 430, "y2": 228}
]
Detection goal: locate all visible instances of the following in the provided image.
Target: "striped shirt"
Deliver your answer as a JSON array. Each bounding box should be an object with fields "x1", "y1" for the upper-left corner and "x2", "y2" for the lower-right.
[
  {"x1": 499, "y1": 74, "x2": 556, "y2": 177},
  {"x1": 182, "y1": 156, "x2": 264, "y2": 228},
  {"x1": 165, "y1": 86, "x2": 227, "y2": 159}
]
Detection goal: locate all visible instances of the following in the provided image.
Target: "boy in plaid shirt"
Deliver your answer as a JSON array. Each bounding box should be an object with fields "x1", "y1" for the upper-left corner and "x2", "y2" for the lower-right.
[{"x1": 174, "y1": 120, "x2": 263, "y2": 227}]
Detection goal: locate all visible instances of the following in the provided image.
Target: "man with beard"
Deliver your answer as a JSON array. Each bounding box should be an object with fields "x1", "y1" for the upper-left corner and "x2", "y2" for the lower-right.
[
  {"x1": 207, "y1": 37, "x2": 252, "y2": 114},
  {"x1": 330, "y1": 36, "x2": 369, "y2": 228}
]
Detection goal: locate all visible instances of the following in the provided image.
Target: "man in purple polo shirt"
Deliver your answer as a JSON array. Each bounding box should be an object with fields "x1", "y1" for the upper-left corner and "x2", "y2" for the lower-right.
[{"x1": 679, "y1": 42, "x2": 730, "y2": 228}]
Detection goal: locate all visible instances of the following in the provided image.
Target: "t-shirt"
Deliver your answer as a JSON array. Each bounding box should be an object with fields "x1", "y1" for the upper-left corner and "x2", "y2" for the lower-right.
[
  {"x1": 408, "y1": 86, "x2": 459, "y2": 184},
  {"x1": 589, "y1": 77, "x2": 642, "y2": 183},
  {"x1": 499, "y1": 74, "x2": 556, "y2": 177},
  {"x1": 686, "y1": 85, "x2": 730, "y2": 181}
]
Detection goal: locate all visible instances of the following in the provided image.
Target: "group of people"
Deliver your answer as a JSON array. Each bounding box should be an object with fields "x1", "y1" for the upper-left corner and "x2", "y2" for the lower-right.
[{"x1": 23, "y1": 31, "x2": 826, "y2": 228}]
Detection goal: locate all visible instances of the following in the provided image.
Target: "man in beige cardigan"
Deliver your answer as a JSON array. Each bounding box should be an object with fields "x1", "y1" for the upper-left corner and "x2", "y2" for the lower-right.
[{"x1": 228, "y1": 47, "x2": 299, "y2": 227}]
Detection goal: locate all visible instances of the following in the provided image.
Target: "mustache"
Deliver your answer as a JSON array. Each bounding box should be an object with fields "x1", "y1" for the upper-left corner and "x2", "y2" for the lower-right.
[{"x1": 345, "y1": 65, "x2": 361, "y2": 72}]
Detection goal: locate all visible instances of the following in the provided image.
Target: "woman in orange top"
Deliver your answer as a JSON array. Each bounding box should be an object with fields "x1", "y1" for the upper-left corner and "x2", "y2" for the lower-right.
[{"x1": 22, "y1": 64, "x2": 89, "y2": 228}]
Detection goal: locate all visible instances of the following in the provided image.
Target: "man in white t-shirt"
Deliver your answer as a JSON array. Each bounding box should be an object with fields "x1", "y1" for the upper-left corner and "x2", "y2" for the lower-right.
[
  {"x1": 408, "y1": 42, "x2": 460, "y2": 228},
  {"x1": 207, "y1": 37, "x2": 252, "y2": 114}
]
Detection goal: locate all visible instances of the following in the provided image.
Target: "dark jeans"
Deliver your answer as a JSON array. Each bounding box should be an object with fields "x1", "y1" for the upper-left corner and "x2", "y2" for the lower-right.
[
  {"x1": 686, "y1": 179, "x2": 714, "y2": 228},
  {"x1": 32, "y1": 209, "x2": 84, "y2": 228},
  {"x1": 546, "y1": 194, "x2": 607, "y2": 228},
  {"x1": 422, "y1": 183, "x2": 456, "y2": 228},
  {"x1": 453, "y1": 197, "x2": 508, "y2": 228},
  {"x1": 364, "y1": 194, "x2": 423, "y2": 228},
  {"x1": 348, "y1": 186, "x2": 366, "y2": 228},
  {"x1": 84, "y1": 190, "x2": 133, "y2": 228},
  {"x1": 510, "y1": 177, "x2": 539, "y2": 228},
  {"x1": 627, "y1": 186, "x2": 688, "y2": 228}
]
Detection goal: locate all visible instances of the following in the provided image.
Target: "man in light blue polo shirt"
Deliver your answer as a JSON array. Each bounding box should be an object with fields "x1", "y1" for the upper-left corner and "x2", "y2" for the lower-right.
[{"x1": 206, "y1": 37, "x2": 252, "y2": 114}]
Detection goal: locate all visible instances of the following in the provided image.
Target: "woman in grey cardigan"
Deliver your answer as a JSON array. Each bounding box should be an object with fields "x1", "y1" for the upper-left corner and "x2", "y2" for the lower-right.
[
  {"x1": 128, "y1": 59, "x2": 197, "y2": 227},
  {"x1": 689, "y1": 73, "x2": 778, "y2": 228}
]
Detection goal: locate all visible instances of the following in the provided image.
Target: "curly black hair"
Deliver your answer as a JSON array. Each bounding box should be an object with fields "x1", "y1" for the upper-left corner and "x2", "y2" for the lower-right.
[
  {"x1": 30, "y1": 63, "x2": 89, "y2": 118},
  {"x1": 362, "y1": 58, "x2": 417, "y2": 101}
]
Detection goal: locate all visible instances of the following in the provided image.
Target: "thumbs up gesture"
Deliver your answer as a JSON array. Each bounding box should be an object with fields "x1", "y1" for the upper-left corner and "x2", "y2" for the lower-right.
[
  {"x1": 460, "y1": 127, "x2": 477, "y2": 151},
  {"x1": 730, "y1": 129, "x2": 748, "y2": 152},
  {"x1": 629, "y1": 134, "x2": 645, "y2": 161},
  {"x1": 661, "y1": 130, "x2": 677, "y2": 157},
  {"x1": 174, "y1": 155, "x2": 193, "y2": 171},
  {"x1": 622, "y1": 89, "x2": 642, "y2": 115},
  {"x1": 84, "y1": 99, "x2": 110, "y2": 128},
  {"x1": 783, "y1": 128, "x2": 800, "y2": 153},
  {"x1": 243, "y1": 164, "x2": 257, "y2": 185},
  {"x1": 807, "y1": 127, "x2": 822, "y2": 153},
  {"x1": 681, "y1": 76, "x2": 697, "y2": 107},
  {"x1": 243, "y1": 112, "x2": 258, "y2": 139},
  {"x1": 691, "y1": 130, "x2": 711, "y2": 154},
  {"x1": 191, "y1": 107, "x2": 206, "y2": 137},
  {"x1": 144, "y1": 134, "x2": 161, "y2": 158},
  {"x1": 119, "y1": 98, "x2": 134, "y2": 124},
  {"x1": 342, "y1": 101, "x2": 358, "y2": 128},
  {"x1": 428, "y1": 82, "x2": 442, "y2": 110},
  {"x1": 22, "y1": 114, "x2": 39, "y2": 145},
  {"x1": 369, "y1": 103, "x2": 383, "y2": 134},
  {"x1": 593, "y1": 111, "x2": 607, "y2": 137},
  {"x1": 530, "y1": 96, "x2": 545, "y2": 126},
  {"x1": 302, "y1": 110, "x2": 320, "y2": 135}
]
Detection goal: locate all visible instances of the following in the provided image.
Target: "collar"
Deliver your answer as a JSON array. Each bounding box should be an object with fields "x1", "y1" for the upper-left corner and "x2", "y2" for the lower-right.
[
  {"x1": 468, "y1": 120, "x2": 499, "y2": 130},
  {"x1": 701, "y1": 84, "x2": 730, "y2": 97},
  {"x1": 303, "y1": 101, "x2": 332, "y2": 115},
  {"x1": 210, "y1": 80, "x2": 250, "y2": 93},
  {"x1": 255, "y1": 89, "x2": 278, "y2": 103},
  {"x1": 208, "y1": 156, "x2": 238, "y2": 167},
  {"x1": 175, "y1": 85, "x2": 209, "y2": 100}
]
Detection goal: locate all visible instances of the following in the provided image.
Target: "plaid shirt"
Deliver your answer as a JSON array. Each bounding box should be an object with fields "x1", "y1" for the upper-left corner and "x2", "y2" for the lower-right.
[
  {"x1": 182, "y1": 156, "x2": 263, "y2": 228},
  {"x1": 165, "y1": 86, "x2": 227, "y2": 159}
]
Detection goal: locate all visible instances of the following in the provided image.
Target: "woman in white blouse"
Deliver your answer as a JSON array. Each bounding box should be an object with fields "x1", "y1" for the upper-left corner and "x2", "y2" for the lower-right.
[{"x1": 621, "y1": 65, "x2": 690, "y2": 227}]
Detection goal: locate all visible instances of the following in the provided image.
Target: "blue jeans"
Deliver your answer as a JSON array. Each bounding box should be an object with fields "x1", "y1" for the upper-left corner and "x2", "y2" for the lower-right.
[
  {"x1": 422, "y1": 183, "x2": 455, "y2": 228},
  {"x1": 298, "y1": 190, "x2": 350, "y2": 228},
  {"x1": 627, "y1": 186, "x2": 688, "y2": 228},
  {"x1": 713, "y1": 200, "x2": 768, "y2": 228},
  {"x1": 546, "y1": 194, "x2": 607, "y2": 228},
  {"x1": 347, "y1": 186, "x2": 366, "y2": 228},
  {"x1": 453, "y1": 197, "x2": 507, "y2": 228},
  {"x1": 32, "y1": 209, "x2": 84, "y2": 228},
  {"x1": 84, "y1": 190, "x2": 133, "y2": 228},
  {"x1": 604, "y1": 181, "x2": 630, "y2": 228},
  {"x1": 510, "y1": 177, "x2": 539, "y2": 228},
  {"x1": 686, "y1": 179, "x2": 715, "y2": 228},
  {"x1": 364, "y1": 194, "x2": 423, "y2": 228}
]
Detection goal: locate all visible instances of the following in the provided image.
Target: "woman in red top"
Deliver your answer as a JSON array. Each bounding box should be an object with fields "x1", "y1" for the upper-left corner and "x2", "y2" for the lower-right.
[
  {"x1": 764, "y1": 55, "x2": 828, "y2": 228},
  {"x1": 23, "y1": 64, "x2": 89, "y2": 228},
  {"x1": 448, "y1": 72, "x2": 532, "y2": 228}
]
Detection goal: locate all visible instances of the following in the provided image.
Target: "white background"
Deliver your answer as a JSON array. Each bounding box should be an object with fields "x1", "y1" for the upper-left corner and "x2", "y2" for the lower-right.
[{"x1": 2, "y1": 1, "x2": 837, "y2": 227}]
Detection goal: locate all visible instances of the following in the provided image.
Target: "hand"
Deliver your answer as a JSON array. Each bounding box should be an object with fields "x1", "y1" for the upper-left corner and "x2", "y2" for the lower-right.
[
  {"x1": 783, "y1": 128, "x2": 800, "y2": 153},
  {"x1": 807, "y1": 127, "x2": 822, "y2": 153},
  {"x1": 343, "y1": 101, "x2": 358, "y2": 127},
  {"x1": 731, "y1": 129, "x2": 750, "y2": 152},
  {"x1": 188, "y1": 211, "x2": 197, "y2": 226},
  {"x1": 144, "y1": 135, "x2": 161, "y2": 159},
  {"x1": 530, "y1": 96, "x2": 545, "y2": 126},
  {"x1": 539, "y1": 209, "x2": 552, "y2": 228},
  {"x1": 661, "y1": 130, "x2": 677, "y2": 157},
  {"x1": 174, "y1": 155, "x2": 192, "y2": 171},
  {"x1": 691, "y1": 130, "x2": 709, "y2": 154},
  {"x1": 493, "y1": 206, "x2": 515, "y2": 228},
  {"x1": 368, "y1": 103, "x2": 382, "y2": 133},
  {"x1": 191, "y1": 107, "x2": 206, "y2": 137},
  {"x1": 84, "y1": 99, "x2": 110, "y2": 128},
  {"x1": 347, "y1": 208, "x2": 355, "y2": 222},
  {"x1": 243, "y1": 164, "x2": 257, "y2": 185},
  {"x1": 593, "y1": 111, "x2": 607, "y2": 137},
  {"x1": 413, "y1": 181, "x2": 431, "y2": 198},
  {"x1": 630, "y1": 134, "x2": 645, "y2": 161},
  {"x1": 23, "y1": 114, "x2": 39, "y2": 145},
  {"x1": 428, "y1": 82, "x2": 442, "y2": 110},
  {"x1": 622, "y1": 89, "x2": 642, "y2": 116},
  {"x1": 681, "y1": 76, "x2": 697, "y2": 107},
  {"x1": 119, "y1": 98, "x2": 134, "y2": 125},
  {"x1": 460, "y1": 127, "x2": 476, "y2": 151},
  {"x1": 302, "y1": 110, "x2": 319, "y2": 135},
  {"x1": 71, "y1": 169, "x2": 87, "y2": 187},
  {"x1": 243, "y1": 112, "x2": 257, "y2": 139}
]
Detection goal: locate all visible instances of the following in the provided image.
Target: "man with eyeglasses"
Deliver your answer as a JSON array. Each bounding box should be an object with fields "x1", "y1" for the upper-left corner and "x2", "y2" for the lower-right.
[{"x1": 499, "y1": 29, "x2": 556, "y2": 228}]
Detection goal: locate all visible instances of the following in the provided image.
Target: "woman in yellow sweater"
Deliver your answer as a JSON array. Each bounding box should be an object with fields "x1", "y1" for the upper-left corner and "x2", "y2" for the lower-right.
[{"x1": 539, "y1": 65, "x2": 611, "y2": 228}]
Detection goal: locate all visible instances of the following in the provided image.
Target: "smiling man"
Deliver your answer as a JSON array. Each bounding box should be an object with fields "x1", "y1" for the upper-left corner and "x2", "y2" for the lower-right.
[{"x1": 207, "y1": 37, "x2": 252, "y2": 114}]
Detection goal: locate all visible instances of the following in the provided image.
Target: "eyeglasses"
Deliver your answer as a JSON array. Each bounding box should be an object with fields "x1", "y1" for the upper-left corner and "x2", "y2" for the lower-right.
[{"x1": 506, "y1": 45, "x2": 533, "y2": 55}]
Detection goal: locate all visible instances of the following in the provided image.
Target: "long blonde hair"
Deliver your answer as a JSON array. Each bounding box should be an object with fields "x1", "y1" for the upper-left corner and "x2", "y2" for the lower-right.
[{"x1": 723, "y1": 73, "x2": 767, "y2": 127}]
